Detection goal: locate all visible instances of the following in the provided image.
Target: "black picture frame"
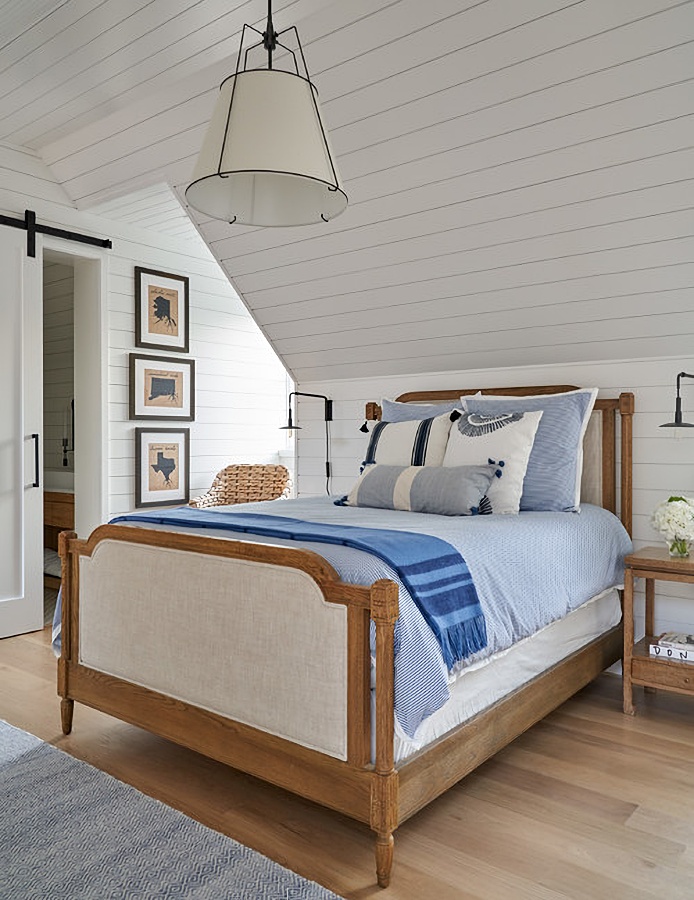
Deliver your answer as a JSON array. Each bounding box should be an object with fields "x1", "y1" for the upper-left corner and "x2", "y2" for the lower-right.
[
  {"x1": 129, "y1": 353, "x2": 195, "y2": 422},
  {"x1": 135, "y1": 427, "x2": 190, "y2": 508},
  {"x1": 135, "y1": 266, "x2": 189, "y2": 353}
]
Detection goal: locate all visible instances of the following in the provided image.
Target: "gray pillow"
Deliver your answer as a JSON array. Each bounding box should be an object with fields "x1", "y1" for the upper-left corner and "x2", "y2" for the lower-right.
[{"x1": 343, "y1": 464, "x2": 498, "y2": 516}]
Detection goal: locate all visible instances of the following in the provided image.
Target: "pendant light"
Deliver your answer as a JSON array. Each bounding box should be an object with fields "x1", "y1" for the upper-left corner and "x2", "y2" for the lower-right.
[{"x1": 185, "y1": 0, "x2": 347, "y2": 227}]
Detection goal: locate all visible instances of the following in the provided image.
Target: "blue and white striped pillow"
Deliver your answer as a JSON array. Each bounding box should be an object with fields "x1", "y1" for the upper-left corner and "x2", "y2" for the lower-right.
[
  {"x1": 344, "y1": 464, "x2": 497, "y2": 515},
  {"x1": 381, "y1": 397, "x2": 462, "y2": 423},
  {"x1": 362, "y1": 412, "x2": 453, "y2": 468},
  {"x1": 463, "y1": 389, "x2": 598, "y2": 512}
]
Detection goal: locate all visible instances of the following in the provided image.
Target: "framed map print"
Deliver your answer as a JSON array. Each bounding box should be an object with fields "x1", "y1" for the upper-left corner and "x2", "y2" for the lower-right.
[
  {"x1": 135, "y1": 428, "x2": 190, "y2": 508},
  {"x1": 129, "y1": 353, "x2": 195, "y2": 421},
  {"x1": 135, "y1": 266, "x2": 189, "y2": 353}
]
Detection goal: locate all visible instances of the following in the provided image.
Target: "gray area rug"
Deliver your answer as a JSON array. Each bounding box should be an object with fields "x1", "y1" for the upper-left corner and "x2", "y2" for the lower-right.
[{"x1": 0, "y1": 720, "x2": 344, "y2": 899}]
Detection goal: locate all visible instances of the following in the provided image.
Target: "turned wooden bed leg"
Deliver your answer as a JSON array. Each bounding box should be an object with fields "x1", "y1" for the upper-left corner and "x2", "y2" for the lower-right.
[
  {"x1": 376, "y1": 832, "x2": 394, "y2": 888},
  {"x1": 58, "y1": 531, "x2": 78, "y2": 736},
  {"x1": 60, "y1": 698, "x2": 74, "y2": 734}
]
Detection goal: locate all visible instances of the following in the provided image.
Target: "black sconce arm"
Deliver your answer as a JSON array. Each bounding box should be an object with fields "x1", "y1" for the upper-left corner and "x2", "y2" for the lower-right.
[
  {"x1": 287, "y1": 391, "x2": 333, "y2": 423},
  {"x1": 280, "y1": 391, "x2": 334, "y2": 494}
]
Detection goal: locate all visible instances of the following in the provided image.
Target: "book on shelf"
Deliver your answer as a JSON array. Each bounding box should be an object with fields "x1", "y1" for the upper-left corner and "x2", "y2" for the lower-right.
[
  {"x1": 655, "y1": 631, "x2": 694, "y2": 651},
  {"x1": 649, "y1": 635, "x2": 694, "y2": 663}
]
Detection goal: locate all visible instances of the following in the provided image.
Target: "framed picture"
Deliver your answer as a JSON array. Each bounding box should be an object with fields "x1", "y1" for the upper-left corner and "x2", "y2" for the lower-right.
[
  {"x1": 129, "y1": 353, "x2": 195, "y2": 421},
  {"x1": 135, "y1": 266, "x2": 189, "y2": 353},
  {"x1": 135, "y1": 428, "x2": 190, "y2": 508}
]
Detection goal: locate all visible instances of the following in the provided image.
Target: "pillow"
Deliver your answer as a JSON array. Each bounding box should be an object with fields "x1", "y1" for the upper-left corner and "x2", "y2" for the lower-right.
[
  {"x1": 381, "y1": 397, "x2": 462, "y2": 423},
  {"x1": 463, "y1": 388, "x2": 598, "y2": 512},
  {"x1": 362, "y1": 411, "x2": 454, "y2": 468},
  {"x1": 443, "y1": 410, "x2": 543, "y2": 514},
  {"x1": 342, "y1": 464, "x2": 498, "y2": 515}
]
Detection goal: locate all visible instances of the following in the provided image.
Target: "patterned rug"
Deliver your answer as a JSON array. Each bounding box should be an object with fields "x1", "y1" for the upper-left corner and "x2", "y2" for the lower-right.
[{"x1": 0, "y1": 720, "x2": 344, "y2": 900}]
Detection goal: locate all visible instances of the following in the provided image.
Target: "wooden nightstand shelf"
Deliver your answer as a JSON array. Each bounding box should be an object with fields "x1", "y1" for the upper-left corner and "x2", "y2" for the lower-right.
[{"x1": 623, "y1": 545, "x2": 694, "y2": 715}]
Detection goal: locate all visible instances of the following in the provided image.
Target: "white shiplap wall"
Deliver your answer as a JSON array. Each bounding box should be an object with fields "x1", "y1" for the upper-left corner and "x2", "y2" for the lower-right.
[
  {"x1": 105, "y1": 228, "x2": 293, "y2": 516},
  {"x1": 297, "y1": 355, "x2": 694, "y2": 640},
  {"x1": 0, "y1": 144, "x2": 291, "y2": 519},
  {"x1": 42, "y1": 261, "x2": 74, "y2": 479},
  {"x1": 89, "y1": 183, "x2": 203, "y2": 240}
]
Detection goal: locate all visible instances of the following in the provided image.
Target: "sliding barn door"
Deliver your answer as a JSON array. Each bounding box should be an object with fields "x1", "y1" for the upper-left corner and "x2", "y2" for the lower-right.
[{"x1": 0, "y1": 227, "x2": 43, "y2": 637}]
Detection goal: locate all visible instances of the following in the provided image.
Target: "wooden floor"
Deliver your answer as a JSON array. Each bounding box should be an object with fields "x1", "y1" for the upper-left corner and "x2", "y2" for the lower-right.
[{"x1": 2, "y1": 625, "x2": 694, "y2": 900}]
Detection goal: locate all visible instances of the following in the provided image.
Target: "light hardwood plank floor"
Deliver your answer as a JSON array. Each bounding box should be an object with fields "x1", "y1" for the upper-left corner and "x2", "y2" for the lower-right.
[{"x1": 2, "y1": 625, "x2": 694, "y2": 899}]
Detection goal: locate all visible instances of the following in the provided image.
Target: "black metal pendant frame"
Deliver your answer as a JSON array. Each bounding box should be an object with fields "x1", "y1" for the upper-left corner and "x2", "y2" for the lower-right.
[
  {"x1": 214, "y1": 0, "x2": 342, "y2": 200},
  {"x1": 0, "y1": 208, "x2": 112, "y2": 258}
]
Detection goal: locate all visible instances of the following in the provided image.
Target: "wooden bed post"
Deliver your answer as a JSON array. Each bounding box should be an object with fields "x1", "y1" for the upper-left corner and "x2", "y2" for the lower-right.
[
  {"x1": 370, "y1": 579, "x2": 399, "y2": 888},
  {"x1": 57, "y1": 530, "x2": 77, "y2": 735},
  {"x1": 619, "y1": 392, "x2": 634, "y2": 537}
]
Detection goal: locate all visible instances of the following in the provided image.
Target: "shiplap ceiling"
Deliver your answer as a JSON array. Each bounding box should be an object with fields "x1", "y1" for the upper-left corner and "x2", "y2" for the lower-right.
[
  {"x1": 3, "y1": 0, "x2": 693, "y2": 382},
  {"x1": 89, "y1": 183, "x2": 205, "y2": 240}
]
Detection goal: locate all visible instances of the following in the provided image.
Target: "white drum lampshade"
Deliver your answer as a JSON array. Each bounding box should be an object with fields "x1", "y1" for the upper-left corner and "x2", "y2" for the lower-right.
[{"x1": 186, "y1": 68, "x2": 348, "y2": 227}]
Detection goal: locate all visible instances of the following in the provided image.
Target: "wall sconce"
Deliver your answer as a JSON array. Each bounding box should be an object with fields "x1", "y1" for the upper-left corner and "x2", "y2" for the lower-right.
[
  {"x1": 660, "y1": 372, "x2": 694, "y2": 428},
  {"x1": 280, "y1": 391, "x2": 333, "y2": 493}
]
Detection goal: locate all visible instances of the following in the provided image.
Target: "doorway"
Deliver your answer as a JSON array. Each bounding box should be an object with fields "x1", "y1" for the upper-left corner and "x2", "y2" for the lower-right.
[
  {"x1": 42, "y1": 252, "x2": 75, "y2": 625},
  {"x1": 39, "y1": 242, "x2": 107, "y2": 633}
]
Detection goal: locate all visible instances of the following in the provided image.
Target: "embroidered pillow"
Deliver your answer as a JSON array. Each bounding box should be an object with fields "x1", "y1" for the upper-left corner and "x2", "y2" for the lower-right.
[
  {"x1": 343, "y1": 464, "x2": 498, "y2": 516},
  {"x1": 443, "y1": 410, "x2": 543, "y2": 514},
  {"x1": 362, "y1": 412, "x2": 453, "y2": 468},
  {"x1": 381, "y1": 397, "x2": 462, "y2": 423},
  {"x1": 463, "y1": 388, "x2": 598, "y2": 512}
]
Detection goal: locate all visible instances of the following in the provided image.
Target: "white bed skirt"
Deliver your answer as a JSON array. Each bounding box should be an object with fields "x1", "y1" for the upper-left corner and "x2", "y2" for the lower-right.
[{"x1": 394, "y1": 588, "x2": 621, "y2": 762}]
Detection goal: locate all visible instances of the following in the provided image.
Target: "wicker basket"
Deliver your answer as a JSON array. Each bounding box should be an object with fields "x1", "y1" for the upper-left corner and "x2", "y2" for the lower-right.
[{"x1": 188, "y1": 464, "x2": 290, "y2": 508}]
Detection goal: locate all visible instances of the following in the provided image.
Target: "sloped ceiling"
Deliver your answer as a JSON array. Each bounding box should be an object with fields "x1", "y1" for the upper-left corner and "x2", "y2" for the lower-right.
[{"x1": 3, "y1": 0, "x2": 693, "y2": 382}]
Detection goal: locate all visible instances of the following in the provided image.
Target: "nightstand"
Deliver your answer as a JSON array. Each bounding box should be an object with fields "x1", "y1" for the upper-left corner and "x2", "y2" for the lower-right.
[
  {"x1": 44, "y1": 491, "x2": 74, "y2": 590},
  {"x1": 623, "y1": 545, "x2": 694, "y2": 715}
]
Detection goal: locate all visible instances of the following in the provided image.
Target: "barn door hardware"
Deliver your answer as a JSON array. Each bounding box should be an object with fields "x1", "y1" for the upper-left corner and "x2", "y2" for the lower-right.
[{"x1": 0, "y1": 209, "x2": 112, "y2": 258}]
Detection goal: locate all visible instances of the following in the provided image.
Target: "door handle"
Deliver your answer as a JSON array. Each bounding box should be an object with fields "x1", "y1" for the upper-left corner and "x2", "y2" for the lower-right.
[{"x1": 31, "y1": 433, "x2": 39, "y2": 488}]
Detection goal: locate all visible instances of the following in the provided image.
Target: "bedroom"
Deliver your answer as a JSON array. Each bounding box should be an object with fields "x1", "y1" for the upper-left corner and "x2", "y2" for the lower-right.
[{"x1": 1, "y1": 1, "x2": 693, "y2": 897}]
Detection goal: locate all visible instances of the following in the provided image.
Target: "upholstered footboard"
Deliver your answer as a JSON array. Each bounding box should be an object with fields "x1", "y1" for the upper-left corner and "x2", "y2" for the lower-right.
[{"x1": 58, "y1": 525, "x2": 400, "y2": 887}]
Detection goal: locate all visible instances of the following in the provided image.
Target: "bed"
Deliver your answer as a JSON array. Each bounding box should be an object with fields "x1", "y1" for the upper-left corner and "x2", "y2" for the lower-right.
[{"x1": 57, "y1": 385, "x2": 634, "y2": 888}]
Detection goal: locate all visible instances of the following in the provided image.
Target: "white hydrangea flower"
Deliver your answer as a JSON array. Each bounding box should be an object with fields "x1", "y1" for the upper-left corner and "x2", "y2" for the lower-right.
[{"x1": 652, "y1": 496, "x2": 694, "y2": 543}]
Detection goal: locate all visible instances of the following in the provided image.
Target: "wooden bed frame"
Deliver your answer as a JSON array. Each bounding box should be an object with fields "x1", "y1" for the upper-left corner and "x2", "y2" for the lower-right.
[{"x1": 58, "y1": 385, "x2": 634, "y2": 888}]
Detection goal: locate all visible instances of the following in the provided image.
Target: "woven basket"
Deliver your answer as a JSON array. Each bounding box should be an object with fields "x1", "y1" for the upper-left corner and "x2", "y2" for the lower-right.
[{"x1": 188, "y1": 464, "x2": 290, "y2": 508}]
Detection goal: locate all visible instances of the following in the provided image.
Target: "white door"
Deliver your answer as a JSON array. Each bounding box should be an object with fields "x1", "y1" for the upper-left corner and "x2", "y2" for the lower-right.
[{"x1": 0, "y1": 227, "x2": 43, "y2": 637}]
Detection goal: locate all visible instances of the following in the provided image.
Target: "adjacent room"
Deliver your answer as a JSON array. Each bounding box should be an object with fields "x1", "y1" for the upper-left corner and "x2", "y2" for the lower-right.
[{"x1": 1, "y1": 1, "x2": 693, "y2": 898}]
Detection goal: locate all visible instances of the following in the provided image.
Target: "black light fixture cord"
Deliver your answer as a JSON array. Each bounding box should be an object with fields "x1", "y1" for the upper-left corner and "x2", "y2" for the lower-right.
[
  {"x1": 324, "y1": 417, "x2": 331, "y2": 496},
  {"x1": 264, "y1": 0, "x2": 277, "y2": 69}
]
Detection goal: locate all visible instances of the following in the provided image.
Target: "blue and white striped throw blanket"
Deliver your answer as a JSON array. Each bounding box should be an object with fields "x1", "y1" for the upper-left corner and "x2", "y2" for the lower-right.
[{"x1": 110, "y1": 508, "x2": 487, "y2": 669}]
